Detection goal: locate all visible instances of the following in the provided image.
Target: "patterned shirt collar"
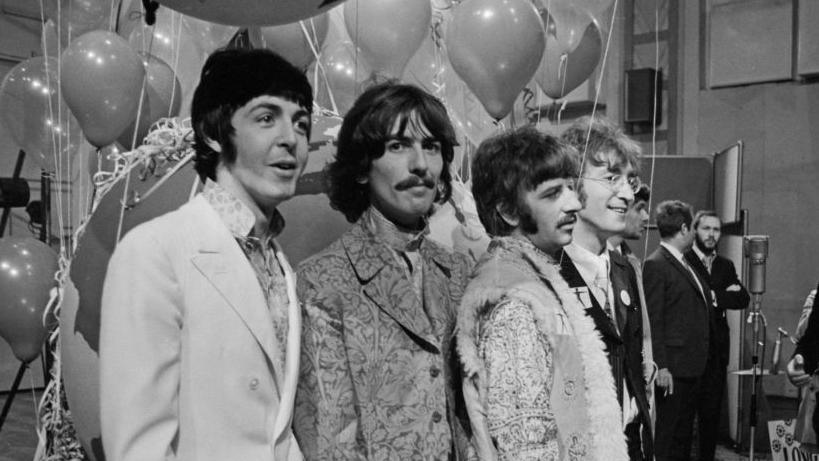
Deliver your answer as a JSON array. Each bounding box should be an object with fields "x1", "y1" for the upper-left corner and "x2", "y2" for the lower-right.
[
  {"x1": 692, "y1": 244, "x2": 715, "y2": 265},
  {"x1": 363, "y1": 206, "x2": 428, "y2": 253},
  {"x1": 201, "y1": 179, "x2": 285, "y2": 241}
]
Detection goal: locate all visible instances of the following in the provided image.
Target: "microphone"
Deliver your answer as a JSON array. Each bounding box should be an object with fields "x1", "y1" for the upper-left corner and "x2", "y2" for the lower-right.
[{"x1": 744, "y1": 235, "x2": 769, "y2": 295}]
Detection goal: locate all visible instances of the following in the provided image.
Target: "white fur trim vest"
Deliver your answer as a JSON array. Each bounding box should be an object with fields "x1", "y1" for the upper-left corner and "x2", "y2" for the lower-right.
[{"x1": 457, "y1": 237, "x2": 628, "y2": 460}]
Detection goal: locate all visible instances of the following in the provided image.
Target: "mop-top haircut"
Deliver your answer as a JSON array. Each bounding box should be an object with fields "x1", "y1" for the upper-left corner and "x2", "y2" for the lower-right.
[
  {"x1": 191, "y1": 48, "x2": 313, "y2": 181},
  {"x1": 327, "y1": 82, "x2": 458, "y2": 223},
  {"x1": 471, "y1": 126, "x2": 579, "y2": 237}
]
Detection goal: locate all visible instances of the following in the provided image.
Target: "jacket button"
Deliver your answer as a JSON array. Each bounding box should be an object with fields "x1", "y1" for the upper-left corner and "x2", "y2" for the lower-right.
[
  {"x1": 432, "y1": 411, "x2": 442, "y2": 423},
  {"x1": 430, "y1": 366, "x2": 440, "y2": 378},
  {"x1": 249, "y1": 378, "x2": 259, "y2": 390}
]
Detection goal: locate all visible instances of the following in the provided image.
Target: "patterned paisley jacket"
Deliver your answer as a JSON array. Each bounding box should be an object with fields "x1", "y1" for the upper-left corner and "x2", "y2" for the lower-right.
[
  {"x1": 294, "y1": 217, "x2": 476, "y2": 460},
  {"x1": 457, "y1": 237, "x2": 628, "y2": 461}
]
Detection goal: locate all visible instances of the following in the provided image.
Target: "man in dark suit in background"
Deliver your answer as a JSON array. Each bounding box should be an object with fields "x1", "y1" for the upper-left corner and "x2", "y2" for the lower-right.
[
  {"x1": 644, "y1": 200, "x2": 714, "y2": 461},
  {"x1": 684, "y1": 210, "x2": 750, "y2": 461},
  {"x1": 558, "y1": 116, "x2": 653, "y2": 460}
]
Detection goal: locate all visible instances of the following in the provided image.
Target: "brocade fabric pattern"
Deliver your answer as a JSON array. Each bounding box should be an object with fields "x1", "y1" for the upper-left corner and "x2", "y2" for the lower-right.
[
  {"x1": 479, "y1": 299, "x2": 559, "y2": 460},
  {"x1": 293, "y1": 216, "x2": 475, "y2": 460}
]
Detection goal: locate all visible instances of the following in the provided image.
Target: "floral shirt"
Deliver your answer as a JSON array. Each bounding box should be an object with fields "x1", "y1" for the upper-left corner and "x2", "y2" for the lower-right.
[
  {"x1": 479, "y1": 299, "x2": 559, "y2": 460},
  {"x1": 201, "y1": 180, "x2": 289, "y2": 362}
]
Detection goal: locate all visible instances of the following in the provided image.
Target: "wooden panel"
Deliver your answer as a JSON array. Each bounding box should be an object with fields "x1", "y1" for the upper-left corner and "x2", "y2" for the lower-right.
[
  {"x1": 707, "y1": 0, "x2": 793, "y2": 87},
  {"x1": 797, "y1": 0, "x2": 819, "y2": 76}
]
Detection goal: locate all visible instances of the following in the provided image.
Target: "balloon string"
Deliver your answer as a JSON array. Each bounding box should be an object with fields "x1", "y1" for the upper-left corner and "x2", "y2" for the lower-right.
[
  {"x1": 353, "y1": 1, "x2": 361, "y2": 97},
  {"x1": 299, "y1": 20, "x2": 340, "y2": 114},
  {"x1": 643, "y1": 0, "x2": 660, "y2": 262},
  {"x1": 114, "y1": 0, "x2": 124, "y2": 33},
  {"x1": 578, "y1": 0, "x2": 619, "y2": 178},
  {"x1": 167, "y1": 12, "x2": 183, "y2": 118},
  {"x1": 124, "y1": 6, "x2": 159, "y2": 151},
  {"x1": 38, "y1": 0, "x2": 69, "y2": 252},
  {"x1": 430, "y1": 9, "x2": 446, "y2": 100}
]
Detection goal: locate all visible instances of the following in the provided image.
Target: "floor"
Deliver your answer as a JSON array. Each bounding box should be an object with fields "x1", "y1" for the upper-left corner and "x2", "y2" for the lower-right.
[
  {"x1": 0, "y1": 390, "x2": 40, "y2": 461},
  {"x1": 0, "y1": 391, "x2": 774, "y2": 461}
]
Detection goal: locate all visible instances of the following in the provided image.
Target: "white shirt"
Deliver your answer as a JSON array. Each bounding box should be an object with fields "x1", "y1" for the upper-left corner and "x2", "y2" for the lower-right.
[
  {"x1": 565, "y1": 242, "x2": 637, "y2": 427},
  {"x1": 564, "y1": 242, "x2": 615, "y2": 321}
]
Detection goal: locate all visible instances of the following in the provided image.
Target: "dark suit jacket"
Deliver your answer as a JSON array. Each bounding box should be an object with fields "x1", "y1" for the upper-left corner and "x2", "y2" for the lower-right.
[
  {"x1": 643, "y1": 245, "x2": 714, "y2": 378},
  {"x1": 795, "y1": 281, "x2": 819, "y2": 373},
  {"x1": 684, "y1": 251, "x2": 750, "y2": 365},
  {"x1": 557, "y1": 248, "x2": 653, "y2": 457}
]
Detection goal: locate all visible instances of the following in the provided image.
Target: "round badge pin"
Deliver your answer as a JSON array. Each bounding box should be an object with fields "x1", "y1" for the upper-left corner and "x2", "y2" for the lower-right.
[{"x1": 620, "y1": 289, "x2": 631, "y2": 306}]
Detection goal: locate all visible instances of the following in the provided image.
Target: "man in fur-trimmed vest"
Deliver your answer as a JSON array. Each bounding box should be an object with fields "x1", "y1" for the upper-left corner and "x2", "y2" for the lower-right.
[{"x1": 457, "y1": 127, "x2": 628, "y2": 460}]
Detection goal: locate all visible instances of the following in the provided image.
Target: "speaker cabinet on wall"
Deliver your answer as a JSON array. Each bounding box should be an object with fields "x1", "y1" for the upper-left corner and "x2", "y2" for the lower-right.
[{"x1": 624, "y1": 68, "x2": 662, "y2": 125}]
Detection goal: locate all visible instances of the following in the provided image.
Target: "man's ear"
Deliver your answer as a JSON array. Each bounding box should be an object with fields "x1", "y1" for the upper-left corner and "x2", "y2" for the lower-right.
[
  {"x1": 497, "y1": 204, "x2": 519, "y2": 228},
  {"x1": 205, "y1": 137, "x2": 222, "y2": 153}
]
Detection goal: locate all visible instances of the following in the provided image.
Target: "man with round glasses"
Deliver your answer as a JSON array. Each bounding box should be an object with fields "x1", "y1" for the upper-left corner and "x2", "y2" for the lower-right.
[{"x1": 558, "y1": 115, "x2": 654, "y2": 460}]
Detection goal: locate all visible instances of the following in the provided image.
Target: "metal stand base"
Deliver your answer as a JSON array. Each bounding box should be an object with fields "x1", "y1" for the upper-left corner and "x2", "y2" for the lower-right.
[{"x1": 0, "y1": 362, "x2": 28, "y2": 433}]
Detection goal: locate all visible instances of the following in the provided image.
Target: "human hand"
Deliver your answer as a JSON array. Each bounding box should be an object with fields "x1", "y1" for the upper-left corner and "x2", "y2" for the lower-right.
[
  {"x1": 656, "y1": 368, "x2": 674, "y2": 396},
  {"x1": 787, "y1": 354, "x2": 812, "y2": 387},
  {"x1": 727, "y1": 284, "x2": 742, "y2": 292}
]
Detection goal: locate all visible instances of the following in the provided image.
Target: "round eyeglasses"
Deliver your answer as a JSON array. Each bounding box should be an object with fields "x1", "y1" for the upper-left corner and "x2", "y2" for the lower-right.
[{"x1": 580, "y1": 174, "x2": 642, "y2": 194}]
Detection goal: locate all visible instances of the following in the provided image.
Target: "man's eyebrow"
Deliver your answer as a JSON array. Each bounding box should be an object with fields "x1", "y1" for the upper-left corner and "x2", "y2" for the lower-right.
[
  {"x1": 293, "y1": 108, "x2": 310, "y2": 120},
  {"x1": 249, "y1": 102, "x2": 283, "y2": 114}
]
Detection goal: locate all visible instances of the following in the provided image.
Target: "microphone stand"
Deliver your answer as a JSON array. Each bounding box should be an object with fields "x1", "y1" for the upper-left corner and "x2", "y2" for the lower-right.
[{"x1": 746, "y1": 293, "x2": 767, "y2": 461}]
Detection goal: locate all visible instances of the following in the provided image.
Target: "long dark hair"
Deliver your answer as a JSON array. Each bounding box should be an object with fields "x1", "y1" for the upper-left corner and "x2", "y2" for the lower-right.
[{"x1": 327, "y1": 82, "x2": 457, "y2": 223}]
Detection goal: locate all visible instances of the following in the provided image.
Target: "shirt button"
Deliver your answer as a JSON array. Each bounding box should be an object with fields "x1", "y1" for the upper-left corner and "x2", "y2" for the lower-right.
[
  {"x1": 430, "y1": 366, "x2": 440, "y2": 378},
  {"x1": 432, "y1": 411, "x2": 442, "y2": 423},
  {"x1": 249, "y1": 378, "x2": 259, "y2": 390}
]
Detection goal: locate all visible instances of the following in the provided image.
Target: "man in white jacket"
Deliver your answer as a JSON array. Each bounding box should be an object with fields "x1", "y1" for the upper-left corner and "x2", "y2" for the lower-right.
[{"x1": 99, "y1": 48, "x2": 312, "y2": 461}]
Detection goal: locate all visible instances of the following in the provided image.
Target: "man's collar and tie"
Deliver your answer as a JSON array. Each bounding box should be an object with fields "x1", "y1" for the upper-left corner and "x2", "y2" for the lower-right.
[
  {"x1": 692, "y1": 244, "x2": 716, "y2": 275},
  {"x1": 565, "y1": 242, "x2": 617, "y2": 329},
  {"x1": 661, "y1": 241, "x2": 709, "y2": 304}
]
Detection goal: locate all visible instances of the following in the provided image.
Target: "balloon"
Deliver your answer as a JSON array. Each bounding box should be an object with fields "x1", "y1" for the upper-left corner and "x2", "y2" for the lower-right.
[
  {"x1": 127, "y1": 12, "x2": 209, "y2": 119},
  {"x1": 118, "y1": 54, "x2": 182, "y2": 149},
  {"x1": 344, "y1": 0, "x2": 431, "y2": 78},
  {"x1": 254, "y1": 14, "x2": 329, "y2": 70},
  {"x1": 45, "y1": 0, "x2": 115, "y2": 47},
  {"x1": 157, "y1": 0, "x2": 348, "y2": 26},
  {"x1": 0, "y1": 237, "x2": 59, "y2": 363},
  {"x1": 0, "y1": 56, "x2": 84, "y2": 170},
  {"x1": 446, "y1": 0, "x2": 545, "y2": 120},
  {"x1": 539, "y1": 2, "x2": 593, "y2": 54},
  {"x1": 535, "y1": 14, "x2": 603, "y2": 99},
  {"x1": 61, "y1": 31, "x2": 145, "y2": 148},
  {"x1": 308, "y1": 40, "x2": 373, "y2": 115},
  {"x1": 181, "y1": 16, "x2": 238, "y2": 55}
]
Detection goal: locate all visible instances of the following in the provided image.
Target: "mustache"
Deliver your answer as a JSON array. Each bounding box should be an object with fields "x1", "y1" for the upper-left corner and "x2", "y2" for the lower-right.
[
  {"x1": 395, "y1": 176, "x2": 436, "y2": 190},
  {"x1": 557, "y1": 213, "x2": 577, "y2": 226}
]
